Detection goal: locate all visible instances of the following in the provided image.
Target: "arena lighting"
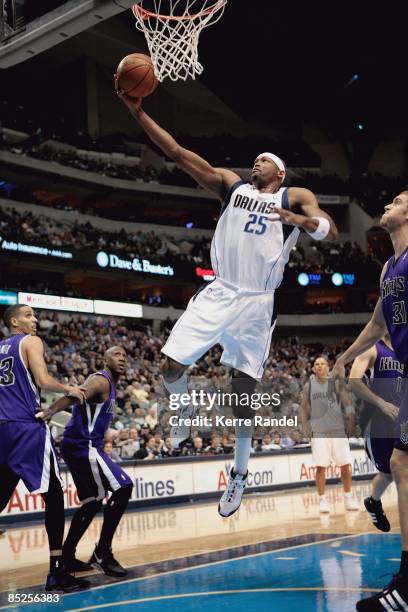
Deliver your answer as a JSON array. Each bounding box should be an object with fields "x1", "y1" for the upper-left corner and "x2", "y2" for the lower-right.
[
  {"x1": 0, "y1": 290, "x2": 17, "y2": 306},
  {"x1": 297, "y1": 272, "x2": 310, "y2": 287},
  {"x1": 185, "y1": 222, "x2": 194, "y2": 228},
  {"x1": 331, "y1": 272, "x2": 344, "y2": 287}
]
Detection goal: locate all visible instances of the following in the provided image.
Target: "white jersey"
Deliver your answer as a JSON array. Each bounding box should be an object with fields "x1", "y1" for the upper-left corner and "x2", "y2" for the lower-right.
[
  {"x1": 210, "y1": 181, "x2": 300, "y2": 292},
  {"x1": 309, "y1": 374, "x2": 345, "y2": 434}
]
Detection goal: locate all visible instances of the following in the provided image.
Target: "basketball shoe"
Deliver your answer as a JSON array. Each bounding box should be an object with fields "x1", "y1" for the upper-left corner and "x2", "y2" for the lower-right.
[
  {"x1": 319, "y1": 497, "x2": 330, "y2": 513},
  {"x1": 356, "y1": 573, "x2": 408, "y2": 610},
  {"x1": 45, "y1": 568, "x2": 90, "y2": 592},
  {"x1": 364, "y1": 496, "x2": 391, "y2": 532},
  {"x1": 89, "y1": 546, "x2": 127, "y2": 578},
  {"x1": 170, "y1": 402, "x2": 198, "y2": 449},
  {"x1": 218, "y1": 469, "x2": 247, "y2": 517},
  {"x1": 344, "y1": 493, "x2": 359, "y2": 511}
]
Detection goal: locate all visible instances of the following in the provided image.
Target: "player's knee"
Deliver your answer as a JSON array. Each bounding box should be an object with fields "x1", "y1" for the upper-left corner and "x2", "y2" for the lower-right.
[
  {"x1": 161, "y1": 357, "x2": 187, "y2": 383},
  {"x1": 231, "y1": 370, "x2": 257, "y2": 419}
]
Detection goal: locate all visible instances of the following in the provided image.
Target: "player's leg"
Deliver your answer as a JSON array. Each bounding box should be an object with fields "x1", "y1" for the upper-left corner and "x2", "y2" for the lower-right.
[
  {"x1": 7, "y1": 424, "x2": 89, "y2": 591},
  {"x1": 63, "y1": 499, "x2": 102, "y2": 571},
  {"x1": 90, "y1": 484, "x2": 133, "y2": 577},
  {"x1": 161, "y1": 357, "x2": 191, "y2": 447},
  {"x1": 311, "y1": 437, "x2": 331, "y2": 512},
  {"x1": 88, "y1": 450, "x2": 133, "y2": 577},
  {"x1": 0, "y1": 465, "x2": 20, "y2": 513},
  {"x1": 61, "y1": 442, "x2": 106, "y2": 570},
  {"x1": 42, "y1": 459, "x2": 90, "y2": 591},
  {"x1": 218, "y1": 370, "x2": 256, "y2": 517},
  {"x1": 331, "y1": 437, "x2": 359, "y2": 510},
  {"x1": 390, "y1": 449, "x2": 408, "y2": 575},
  {"x1": 217, "y1": 290, "x2": 277, "y2": 517},
  {"x1": 364, "y1": 437, "x2": 393, "y2": 531},
  {"x1": 356, "y1": 446, "x2": 408, "y2": 610},
  {"x1": 161, "y1": 281, "x2": 234, "y2": 447},
  {"x1": 340, "y1": 463, "x2": 359, "y2": 510}
]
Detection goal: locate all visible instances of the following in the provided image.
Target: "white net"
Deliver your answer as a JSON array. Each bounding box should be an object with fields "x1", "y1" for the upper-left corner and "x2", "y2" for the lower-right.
[{"x1": 132, "y1": 0, "x2": 227, "y2": 82}]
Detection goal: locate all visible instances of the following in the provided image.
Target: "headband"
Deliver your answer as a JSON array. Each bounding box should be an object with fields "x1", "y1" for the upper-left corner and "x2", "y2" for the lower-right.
[{"x1": 256, "y1": 152, "x2": 286, "y2": 176}]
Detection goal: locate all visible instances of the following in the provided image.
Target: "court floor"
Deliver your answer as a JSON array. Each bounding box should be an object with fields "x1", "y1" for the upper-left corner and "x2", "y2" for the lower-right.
[{"x1": 0, "y1": 480, "x2": 401, "y2": 611}]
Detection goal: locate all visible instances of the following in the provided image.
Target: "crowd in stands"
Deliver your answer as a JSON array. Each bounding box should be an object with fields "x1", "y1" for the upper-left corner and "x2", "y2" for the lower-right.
[
  {"x1": 0, "y1": 312, "x2": 361, "y2": 462},
  {"x1": 2, "y1": 126, "x2": 405, "y2": 215},
  {"x1": 0, "y1": 206, "x2": 213, "y2": 268},
  {"x1": 0, "y1": 205, "x2": 382, "y2": 280}
]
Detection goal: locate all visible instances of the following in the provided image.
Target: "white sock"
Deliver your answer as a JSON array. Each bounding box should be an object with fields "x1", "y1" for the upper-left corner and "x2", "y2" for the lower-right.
[
  {"x1": 344, "y1": 491, "x2": 352, "y2": 498},
  {"x1": 319, "y1": 495, "x2": 326, "y2": 500},
  {"x1": 163, "y1": 373, "x2": 188, "y2": 411},
  {"x1": 234, "y1": 423, "x2": 254, "y2": 475}
]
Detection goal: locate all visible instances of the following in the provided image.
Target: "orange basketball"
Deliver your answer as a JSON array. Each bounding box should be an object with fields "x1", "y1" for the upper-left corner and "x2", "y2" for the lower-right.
[{"x1": 116, "y1": 53, "x2": 158, "y2": 98}]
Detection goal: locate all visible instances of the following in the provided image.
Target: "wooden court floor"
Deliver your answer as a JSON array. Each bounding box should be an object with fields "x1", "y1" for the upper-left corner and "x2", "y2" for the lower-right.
[{"x1": 0, "y1": 480, "x2": 400, "y2": 594}]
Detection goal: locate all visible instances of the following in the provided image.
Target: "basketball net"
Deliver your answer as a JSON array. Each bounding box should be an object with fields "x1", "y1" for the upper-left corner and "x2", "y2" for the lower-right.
[{"x1": 132, "y1": 0, "x2": 227, "y2": 82}]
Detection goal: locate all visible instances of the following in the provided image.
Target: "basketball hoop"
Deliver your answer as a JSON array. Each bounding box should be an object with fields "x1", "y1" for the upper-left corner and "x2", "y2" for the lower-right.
[{"x1": 131, "y1": 0, "x2": 227, "y2": 82}]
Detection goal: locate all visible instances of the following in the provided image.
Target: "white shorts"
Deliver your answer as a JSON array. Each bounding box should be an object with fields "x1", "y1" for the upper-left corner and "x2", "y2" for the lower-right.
[
  {"x1": 311, "y1": 433, "x2": 353, "y2": 467},
  {"x1": 161, "y1": 278, "x2": 276, "y2": 380}
]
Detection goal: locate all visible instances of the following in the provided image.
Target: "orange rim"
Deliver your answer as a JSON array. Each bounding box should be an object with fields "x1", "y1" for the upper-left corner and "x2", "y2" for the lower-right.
[{"x1": 132, "y1": 0, "x2": 226, "y2": 21}]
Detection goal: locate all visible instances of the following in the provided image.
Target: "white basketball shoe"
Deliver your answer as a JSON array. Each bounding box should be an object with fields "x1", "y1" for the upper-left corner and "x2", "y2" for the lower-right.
[
  {"x1": 170, "y1": 403, "x2": 197, "y2": 449},
  {"x1": 319, "y1": 497, "x2": 330, "y2": 513},
  {"x1": 218, "y1": 469, "x2": 248, "y2": 517},
  {"x1": 344, "y1": 494, "x2": 359, "y2": 511}
]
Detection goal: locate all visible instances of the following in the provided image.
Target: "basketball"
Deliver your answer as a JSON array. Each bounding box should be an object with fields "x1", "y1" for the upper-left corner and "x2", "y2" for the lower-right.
[{"x1": 116, "y1": 53, "x2": 158, "y2": 98}]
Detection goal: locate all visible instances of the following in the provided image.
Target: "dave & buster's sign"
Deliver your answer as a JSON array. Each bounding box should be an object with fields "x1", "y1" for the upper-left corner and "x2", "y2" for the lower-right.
[{"x1": 0, "y1": 236, "x2": 215, "y2": 281}]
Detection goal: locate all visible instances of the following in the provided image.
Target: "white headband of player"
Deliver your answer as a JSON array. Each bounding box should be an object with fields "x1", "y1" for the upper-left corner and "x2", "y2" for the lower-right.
[{"x1": 256, "y1": 152, "x2": 286, "y2": 176}]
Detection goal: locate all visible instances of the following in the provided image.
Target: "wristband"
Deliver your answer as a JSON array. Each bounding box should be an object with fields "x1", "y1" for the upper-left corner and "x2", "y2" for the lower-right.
[
  {"x1": 305, "y1": 217, "x2": 330, "y2": 240},
  {"x1": 345, "y1": 405, "x2": 355, "y2": 415}
]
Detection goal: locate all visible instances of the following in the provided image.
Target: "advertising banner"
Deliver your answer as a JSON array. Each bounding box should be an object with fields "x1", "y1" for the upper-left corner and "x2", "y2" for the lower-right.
[{"x1": 0, "y1": 448, "x2": 374, "y2": 521}]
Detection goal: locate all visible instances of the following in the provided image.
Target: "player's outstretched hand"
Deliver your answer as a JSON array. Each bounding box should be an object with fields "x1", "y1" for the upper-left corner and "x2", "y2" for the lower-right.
[
  {"x1": 64, "y1": 385, "x2": 86, "y2": 404},
  {"x1": 379, "y1": 400, "x2": 399, "y2": 420},
  {"x1": 328, "y1": 358, "x2": 345, "y2": 400},
  {"x1": 270, "y1": 206, "x2": 306, "y2": 227},
  {"x1": 114, "y1": 74, "x2": 142, "y2": 114}
]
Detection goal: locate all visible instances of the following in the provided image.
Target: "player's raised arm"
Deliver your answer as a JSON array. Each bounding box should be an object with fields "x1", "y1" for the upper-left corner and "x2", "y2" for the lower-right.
[
  {"x1": 273, "y1": 187, "x2": 338, "y2": 241},
  {"x1": 115, "y1": 87, "x2": 239, "y2": 200},
  {"x1": 22, "y1": 336, "x2": 85, "y2": 403},
  {"x1": 349, "y1": 347, "x2": 399, "y2": 420}
]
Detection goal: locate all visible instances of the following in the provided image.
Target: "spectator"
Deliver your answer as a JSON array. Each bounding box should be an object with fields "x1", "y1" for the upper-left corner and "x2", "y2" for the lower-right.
[{"x1": 103, "y1": 440, "x2": 121, "y2": 462}]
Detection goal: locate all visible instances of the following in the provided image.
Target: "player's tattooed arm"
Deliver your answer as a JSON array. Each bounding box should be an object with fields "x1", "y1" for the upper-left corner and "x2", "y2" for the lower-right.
[
  {"x1": 349, "y1": 347, "x2": 399, "y2": 420},
  {"x1": 115, "y1": 84, "x2": 239, "y2": 200},
  {"x1": 299, "y1": 381, "x2": 312, "y2": 438},
  {"x1": 282, "y1": 187, "x2": 338, "y2": 240},
  {"x1": 22, "y1": 336, "x2": 85, "y2": 403},
  {"x1": 37, "y1": 374, "x2": 109, "y2": 423}
]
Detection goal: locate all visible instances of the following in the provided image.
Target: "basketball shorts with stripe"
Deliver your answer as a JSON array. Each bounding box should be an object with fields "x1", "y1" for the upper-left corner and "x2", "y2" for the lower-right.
[
  {"x1": 161, "y1": 279, "x2": 276, "y2": 380},
  {"x1": 61, "y1": 440, "x2": 132, "y2": 503},
  {"x1": 0, "y1": 420, "x2": 62, "y2": 493}
]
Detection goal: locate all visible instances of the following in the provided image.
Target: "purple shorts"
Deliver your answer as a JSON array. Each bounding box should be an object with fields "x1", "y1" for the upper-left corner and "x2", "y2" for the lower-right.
[
  {"x1": 61, "y1": 439, "x2": 132, "y2": 503},
  {"x1": 0, "y1": 420, "x2": 62, "y2": 493}
]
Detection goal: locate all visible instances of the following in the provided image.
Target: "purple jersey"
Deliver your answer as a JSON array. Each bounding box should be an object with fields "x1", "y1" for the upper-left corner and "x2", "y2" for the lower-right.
[
  {"x1": 0, "y1": 334, "x2": 41, "y2": 422},
  {"x1": 63, "y1": 370, "x2": 116, "y2": 448},
  {"x1": 360, "y1": 340, "x2": 404, "y2": 437},
  {"x1": 381, "y1": 247, "x2": 408, "y2": 364}
]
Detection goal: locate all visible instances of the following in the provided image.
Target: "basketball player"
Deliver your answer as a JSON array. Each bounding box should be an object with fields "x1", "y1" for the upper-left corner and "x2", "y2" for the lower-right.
[
  {"x1": 332, "y1": 192, "x2": 408, "y2": 610},
  {"x1": 39, "y1": 346, "x2": 133, "y2": 578},
  {"x1": 116, "y1": 87, "x2": 338, "y2": 517},
  {"x1": 300, "y1": 355, "x2": 359, "y2": 513},
  {"x1": 349, "y1": 334, "x2": 400, "y2": 532},
  {"x1": 0, "y1": 304, "x2": 89, "y2": 592}
]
